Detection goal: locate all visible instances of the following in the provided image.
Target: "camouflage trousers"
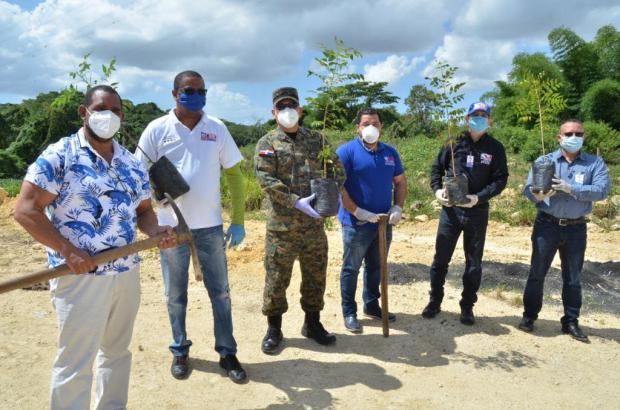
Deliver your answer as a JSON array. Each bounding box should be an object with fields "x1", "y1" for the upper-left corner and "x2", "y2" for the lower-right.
[{"x1": 262, "y1": 227, "x2": 328, "y2": 316}]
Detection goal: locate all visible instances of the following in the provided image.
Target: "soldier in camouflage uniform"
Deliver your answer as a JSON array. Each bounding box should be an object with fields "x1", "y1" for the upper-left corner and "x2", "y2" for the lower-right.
[{"x1": 254, "y1": 87, "x2": 345, "y2": 354}]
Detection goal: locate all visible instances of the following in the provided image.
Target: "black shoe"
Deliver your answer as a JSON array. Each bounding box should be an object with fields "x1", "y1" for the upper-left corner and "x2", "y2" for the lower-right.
[
  {"x1": 562, "y1": 322, "x2": 590, "y2": 343},
  {"x1": 363, "y1": 307, "x2": 396, "y2": 322},
  {"x1": 302, "y1": 312, "x2": 336, "y2": 345},
  {"x1": 261, "y1": 326, "x2": 283, "y2": 354},
  {"x1": 518, "y1": 317, "x2": 535, "y2": 332},
  {"x1": 422, "y1": 301, "x2": 441, "y2": 319},
  {"x1": 219, "y1": 354, "x2": 247, "y2": 383},
  {"x1": 171, "y1": 354, "x2": 190, "y2": 380},
  {"x1": 460, "y1": 306, "x2": 475, "y2": 325},
  {"x1": 344, "y1": 315, "x2": 362, "y2": 333}
]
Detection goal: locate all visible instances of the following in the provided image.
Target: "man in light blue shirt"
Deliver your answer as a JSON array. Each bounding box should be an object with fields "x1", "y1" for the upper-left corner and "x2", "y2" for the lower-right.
[{"x1": 519, "y1": 119, "x2": 610, "y2": 342}]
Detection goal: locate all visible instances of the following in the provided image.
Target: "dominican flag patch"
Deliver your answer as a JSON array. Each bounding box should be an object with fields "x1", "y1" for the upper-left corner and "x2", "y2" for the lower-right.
[
  {"x1": 480, "y1": 153, "x2": 493, "y2": 165},
  {"x1": 384, "y1": 155, "x2": 395, "y2": 166},
  {"x1": 259, "y1": 149, "x2": 275, "y2": 157},
  {"x1": 201, "y1": 132, "x2": 217, "y2": 141}
]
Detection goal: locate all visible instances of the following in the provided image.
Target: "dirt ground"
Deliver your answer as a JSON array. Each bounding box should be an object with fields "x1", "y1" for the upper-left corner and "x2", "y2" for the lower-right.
[{"x1": 0, "y1": 198, "x2": 619, "y2": 409}]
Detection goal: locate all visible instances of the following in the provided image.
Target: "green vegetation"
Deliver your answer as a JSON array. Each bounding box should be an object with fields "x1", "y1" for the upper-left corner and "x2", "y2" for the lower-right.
[{"x1": 1, "y1": 25, "x2": 618, "y2": 230}]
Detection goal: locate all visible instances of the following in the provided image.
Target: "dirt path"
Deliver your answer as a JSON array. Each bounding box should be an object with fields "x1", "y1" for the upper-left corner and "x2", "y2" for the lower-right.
[{"x1": 1, "y1": 201, "x2": 619, "y2": 409}]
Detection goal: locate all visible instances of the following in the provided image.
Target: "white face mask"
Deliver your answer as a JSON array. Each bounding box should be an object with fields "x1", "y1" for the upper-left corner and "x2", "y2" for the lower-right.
[
  {"x1": 276, "y1": 107, "x2": 299, "y2": 129},
  {"x1": 87, "y1": 108, "x2": 121, "y2": 140},
  {"x1": 361, "y1": 124, "x2": 380, "y2": 144}
]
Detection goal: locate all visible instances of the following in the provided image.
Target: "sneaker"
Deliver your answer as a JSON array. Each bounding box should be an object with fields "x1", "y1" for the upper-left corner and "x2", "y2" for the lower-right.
[{"x1": 344, "y1": 315, "x2": 362, "y2": 333}]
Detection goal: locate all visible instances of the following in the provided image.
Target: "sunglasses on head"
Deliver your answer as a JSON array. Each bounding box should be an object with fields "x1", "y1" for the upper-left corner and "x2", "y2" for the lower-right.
[
  {"x1": 275, "y1": 101, "x2": 298, "y2": 110},
  {"x1": 178, "y1": 87, "x2": 207, "y2": 96},
  {"x1": 562, "y1": 132, "x2": 584, "y2": 137}
]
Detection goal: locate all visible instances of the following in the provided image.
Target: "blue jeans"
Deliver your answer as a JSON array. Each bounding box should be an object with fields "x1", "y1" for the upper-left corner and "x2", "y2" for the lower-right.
[
  {"x1": 160, "y1": 225, "x2": 237, "y2": 357},
  {"x1": 523, "y1": 212, "x2": 587, "y2": 324},
  {"x1": 428, "y1": 206, "x2": 489, "y2": 307},
  {"x1": 340, "y1": 224, "x2": 392, "y2": 317}
]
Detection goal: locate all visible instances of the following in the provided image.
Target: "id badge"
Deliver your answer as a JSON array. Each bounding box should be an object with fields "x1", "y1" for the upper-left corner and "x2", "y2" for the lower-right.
[
  {"x1": 575, "y1": 173, "x2": 585, "y2": 184},
  {"x1": 466, "y1": 155, "x2": 474, "y2": 168}
]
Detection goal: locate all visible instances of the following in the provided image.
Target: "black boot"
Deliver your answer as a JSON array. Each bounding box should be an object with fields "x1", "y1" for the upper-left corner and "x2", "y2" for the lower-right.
[
  {"x1": 422, "y1": 298, "x2": 442, "y2": 319},
  {"x1": 261, "y1": 315, "x2": 283, "y2": 354},
  {"x1": 301, "y1": 311, "x2": 336, "y2": 346}
]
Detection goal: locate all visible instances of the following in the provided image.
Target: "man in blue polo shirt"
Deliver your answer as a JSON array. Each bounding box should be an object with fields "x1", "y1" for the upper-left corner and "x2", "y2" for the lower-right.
[
  {"x1": 519, "y1": 119, "x2": 610, "y2": 343},
  {"x1": 337, "y1": 107, "x2": 407, "y2": 333}
]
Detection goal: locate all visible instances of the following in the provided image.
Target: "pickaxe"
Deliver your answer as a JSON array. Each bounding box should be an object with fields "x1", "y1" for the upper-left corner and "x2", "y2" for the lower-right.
[{"x1": 0, "y1": 193, "x2": 203, "y2": 294}]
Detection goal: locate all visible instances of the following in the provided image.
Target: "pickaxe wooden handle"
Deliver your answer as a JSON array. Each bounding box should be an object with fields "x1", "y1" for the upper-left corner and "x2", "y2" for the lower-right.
[
  {"x1": 378, "y1": 214, "x2": 390, "y2": 337},
  {"x1": 0, "y1": 193, "x2": 204, "y2": 294}
]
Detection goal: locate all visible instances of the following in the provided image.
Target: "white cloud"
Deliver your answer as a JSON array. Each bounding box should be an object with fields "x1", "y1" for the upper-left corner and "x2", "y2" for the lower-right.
[
  {"x1": 364, "y1": 55, "x2": 425, "y2": 85},
  {"x1": 423, "y1": 35, "x2": 515, "y2": 90},
  {"x1": 205, "y1": 83, "x2": 260, "y2": 125}
]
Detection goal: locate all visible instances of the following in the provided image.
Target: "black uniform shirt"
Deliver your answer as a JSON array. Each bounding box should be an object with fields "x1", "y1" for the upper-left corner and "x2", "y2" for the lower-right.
[{"x1": 430, "y1": 131, "x2": 509, "y2": 206}]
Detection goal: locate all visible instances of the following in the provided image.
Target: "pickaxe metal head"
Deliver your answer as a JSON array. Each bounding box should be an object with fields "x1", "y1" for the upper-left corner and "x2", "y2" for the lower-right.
[{"x1": 164, "y1": 193, "x2": 204, "y2": 281}]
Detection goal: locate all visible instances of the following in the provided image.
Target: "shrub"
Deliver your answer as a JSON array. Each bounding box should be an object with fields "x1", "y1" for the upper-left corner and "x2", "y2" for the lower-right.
[
  {"x1": 491, "y1": 126, "x2": 531, "y2": 154},
  {"x1": 583, "y1": 121, "x2": 620, "y2": 163},
  {"x1": 0, "y1": 150, "x2": 26, "y2": 179},
  {"x1": 580, "y1": 79, "x2": 620, "y2": 130}
]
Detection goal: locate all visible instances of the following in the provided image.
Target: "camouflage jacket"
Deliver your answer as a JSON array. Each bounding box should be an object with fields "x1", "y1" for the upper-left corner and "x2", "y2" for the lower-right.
[{"x1": 254, "y1": 126, "x2": 345, "y2": 231}]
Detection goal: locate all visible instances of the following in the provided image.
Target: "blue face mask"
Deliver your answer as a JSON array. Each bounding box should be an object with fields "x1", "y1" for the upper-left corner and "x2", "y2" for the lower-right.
[
  {"x1": 178, "y1": 93, "x2": 206, "y2": 112},
  {"x1": 469, "y1": 116, "x2": 489, "y2": 133},
  {"x1": 560, "y1": 136, "x2": 583, "y2": 153}
]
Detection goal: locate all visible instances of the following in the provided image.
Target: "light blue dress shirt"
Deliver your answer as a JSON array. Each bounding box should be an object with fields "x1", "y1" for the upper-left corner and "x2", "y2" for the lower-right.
[{"x1": 524, "y1": 149, "x2": 610, "y2": 219}]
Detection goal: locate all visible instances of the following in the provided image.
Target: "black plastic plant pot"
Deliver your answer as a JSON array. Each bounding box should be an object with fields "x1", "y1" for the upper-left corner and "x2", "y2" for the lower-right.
[
  {"x1": 531, "y1": 159, "x2": 555, "y2": 194},
  {"x1": 443, "y1": 174, "x2": 469, "y2": 205},
  {"x1": 310, "y1": 178, "x2": 340, "y2": 217},
  {"x1": 149, "y1": 155, "x2": 190, "y2": 201}
]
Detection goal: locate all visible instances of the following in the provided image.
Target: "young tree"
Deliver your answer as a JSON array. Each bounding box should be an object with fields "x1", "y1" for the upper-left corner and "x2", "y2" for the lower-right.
[
  {"x1": 307, "y1": 37, "x2": 363, "y2": 175},
  {"x1": 515, "y1": 72, "x2": 567, "y2": 155},
  {"x1": 425, "y1": 60, "x2": 465, "y2": 176}
]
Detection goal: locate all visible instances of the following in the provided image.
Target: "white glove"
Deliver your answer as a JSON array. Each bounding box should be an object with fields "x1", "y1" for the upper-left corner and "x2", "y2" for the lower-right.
[
  {"x1": 435, "y1": 188, "x2": 452, "y2": 208},
  {"x1": 435, "y1": 189, "x2": 452, "y2": 207},
  {"x1": 529, "y1": 187, "x2": 555, "y2": 202},
  {"x1": 551, "y1": 178, "x2": 572, "y2": 194},
  {"x1": 458, "y1": 195, "x2": 479, "y2": 208},
  {"x1": 388, "y1": 205, "x2": 402, "y2": 225},
  {"x1": 353, "y1": 207, "x2": 380, "y2": 223}
]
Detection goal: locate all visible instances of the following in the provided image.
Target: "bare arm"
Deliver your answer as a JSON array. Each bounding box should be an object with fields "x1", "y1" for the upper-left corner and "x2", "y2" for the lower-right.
[
  {"x1": 340, "y1": 187, "x2": 359, "y2": 214},
  {"x1": 14, "y1": 181, "x2": 97, "y2": 274},
  {"x1": 393, "y1": 174, "x2": 407, "y2": 208},
  {"x1": 135, "y1": 199, "x2": 177, "y2": 249}
]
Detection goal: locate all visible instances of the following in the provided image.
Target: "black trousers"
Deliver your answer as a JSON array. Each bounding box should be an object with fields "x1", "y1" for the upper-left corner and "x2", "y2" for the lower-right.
[{"x1": 428, "y1": 206, "x2": 489, "y2": 307}]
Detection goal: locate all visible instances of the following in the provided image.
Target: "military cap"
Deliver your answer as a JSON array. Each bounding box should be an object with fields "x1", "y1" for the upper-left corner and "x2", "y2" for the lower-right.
[{"x1": 272, "y1": 87, "x2": 299, "y2": 106}]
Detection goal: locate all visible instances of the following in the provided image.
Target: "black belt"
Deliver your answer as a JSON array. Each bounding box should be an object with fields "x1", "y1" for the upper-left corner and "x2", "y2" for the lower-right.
[{"x1": 538, "y1": 212, "x2": 588, "y2": 226}]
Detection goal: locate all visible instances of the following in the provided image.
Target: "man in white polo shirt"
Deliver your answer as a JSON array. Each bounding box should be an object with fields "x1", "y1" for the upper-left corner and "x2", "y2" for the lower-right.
[{"x1": 136, "y1": 70, "x2": 247, "y2": 383}]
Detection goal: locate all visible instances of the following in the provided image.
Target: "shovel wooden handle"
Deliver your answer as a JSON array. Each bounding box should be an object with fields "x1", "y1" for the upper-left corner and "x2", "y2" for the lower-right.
[
  {"x1": 378, "y1": 214, "x2": 390, "y2": 337},
  {"x1": 0, "y1": 232, "x2": 182, "y2": 294}
]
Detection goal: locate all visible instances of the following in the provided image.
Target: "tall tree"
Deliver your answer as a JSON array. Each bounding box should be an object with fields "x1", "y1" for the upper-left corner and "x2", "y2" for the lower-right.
[
  {"x1": 404, "y1": 84, "x2": 440, "y2": 136},
  {"x1": 593, "y1": 25, "x2": 620, "y2": 81},
  {"x1": 549, "y1": 27, "x2": 602, "y2": 114}
]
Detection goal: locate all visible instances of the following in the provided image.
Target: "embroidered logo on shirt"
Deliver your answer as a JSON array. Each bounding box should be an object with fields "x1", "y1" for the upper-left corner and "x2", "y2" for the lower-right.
[
  {"x1": 162, "y1": 134, "x2": 178, "y2": 144},
  {"x1": 384, "y1": 155, "x2": 395, "y2": 166},
  {"x1": 201, "y1": 132, "x2": 217, "y2": 142},
  {"x1": 480, "y1": 153, "x2": 493, "y2": 165},
  {"x1": 259, "y1": 149, "x2": 275, "y2": 157},
  {"x1": 575, "y1": 173, "x2": 585, "y2": 184}
]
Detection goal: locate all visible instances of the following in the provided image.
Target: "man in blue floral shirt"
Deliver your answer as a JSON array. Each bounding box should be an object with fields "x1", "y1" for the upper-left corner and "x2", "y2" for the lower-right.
[{"x1": 14, "y1": 85, "x2": 176, "y2": 410}]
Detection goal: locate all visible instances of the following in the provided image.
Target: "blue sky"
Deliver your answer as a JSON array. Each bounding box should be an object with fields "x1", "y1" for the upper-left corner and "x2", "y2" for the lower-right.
[{"x1": 1, "y1": 0, "x2": 618, "y2": 124}]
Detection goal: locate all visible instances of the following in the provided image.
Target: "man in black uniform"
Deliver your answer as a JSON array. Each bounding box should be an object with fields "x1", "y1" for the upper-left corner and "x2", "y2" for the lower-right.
[{"x1": 422, "y1": 102, "x2": 509, "y2": 325}]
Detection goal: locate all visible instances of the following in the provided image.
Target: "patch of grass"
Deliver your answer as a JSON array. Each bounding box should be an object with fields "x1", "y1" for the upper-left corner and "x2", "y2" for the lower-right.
[{"x1": 0, "y1": 178, "x2": 21, "y2": 197}]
